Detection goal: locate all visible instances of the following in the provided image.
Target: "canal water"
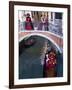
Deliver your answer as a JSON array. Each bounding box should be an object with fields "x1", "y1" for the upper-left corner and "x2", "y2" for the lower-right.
[{"x1": 19, "y1": 36, "x2": 63, "y2": 79}]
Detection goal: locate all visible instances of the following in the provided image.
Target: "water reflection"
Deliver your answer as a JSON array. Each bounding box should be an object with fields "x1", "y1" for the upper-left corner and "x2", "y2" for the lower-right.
[{"x1": 19, "y1": 36, "x2": 63, "y2": 79}]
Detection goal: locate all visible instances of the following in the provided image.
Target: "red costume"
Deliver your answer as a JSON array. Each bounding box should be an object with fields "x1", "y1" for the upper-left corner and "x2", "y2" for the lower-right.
[
  {"x1": 43, "y1": 50, "x2": 57, "y2": 77},
  {"x1": 46, "y1": 52, "x2": 56, "y2": 69},
  {"x1": 25, "y1": 14, "x2": 34, "y2": 30}
]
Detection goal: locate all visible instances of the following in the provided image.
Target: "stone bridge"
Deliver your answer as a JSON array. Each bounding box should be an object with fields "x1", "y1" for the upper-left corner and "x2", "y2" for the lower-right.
[{"x1": 19, "y1": 31, "x2": 63, "y2": 53}]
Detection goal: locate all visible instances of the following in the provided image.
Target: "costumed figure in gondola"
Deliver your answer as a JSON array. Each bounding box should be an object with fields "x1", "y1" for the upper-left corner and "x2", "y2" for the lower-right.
[{"x1": 43, "y1": 49, "x2": 57, "y2": 77}]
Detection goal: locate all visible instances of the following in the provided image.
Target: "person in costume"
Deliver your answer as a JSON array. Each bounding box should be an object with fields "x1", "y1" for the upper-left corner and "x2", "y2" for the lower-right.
[
  {"x1": 43, "y1": 49, "x2": 57, "y2": 77},
  {"x1": 38, "y1": 14, "x2": 49, "y2": 31},
  {"x1": 25, "y1": 13, "x2": 34, "y2": 30}
]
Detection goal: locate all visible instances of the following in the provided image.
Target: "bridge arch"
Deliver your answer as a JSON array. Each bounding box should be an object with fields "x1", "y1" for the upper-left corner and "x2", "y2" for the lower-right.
[{"x1": 20, "y1": 33, "x2": 62, "y2": 53}]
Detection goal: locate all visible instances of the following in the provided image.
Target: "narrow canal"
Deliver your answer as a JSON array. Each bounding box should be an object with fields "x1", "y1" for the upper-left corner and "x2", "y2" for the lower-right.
[{"x1": 19, "y1": 36, "x2": 63, "y2": 79}]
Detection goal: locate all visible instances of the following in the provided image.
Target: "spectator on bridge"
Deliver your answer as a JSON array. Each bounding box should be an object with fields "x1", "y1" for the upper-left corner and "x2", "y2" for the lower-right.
[
  {"x1": 38, "y1": 14, "x2": 49, "y2": 31},
  {"x1": 25, "y1": 13, "x2": 34, "y2": 30}
]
